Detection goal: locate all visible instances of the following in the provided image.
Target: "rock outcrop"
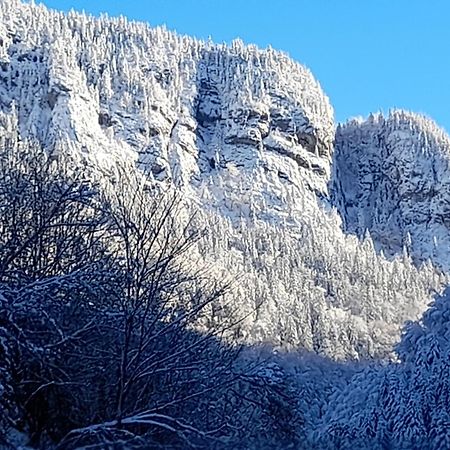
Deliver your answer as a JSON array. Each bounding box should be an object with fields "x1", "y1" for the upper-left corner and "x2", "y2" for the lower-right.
[
  {"x1": 331, "y1": 111, "x2": 450, "y2": 269},
  {"x1": 0, "y1": 0, "x2": 448, "y2": 360},
  {"x1": 0, "y1": 0, "x2": 334, "y2": 224}
]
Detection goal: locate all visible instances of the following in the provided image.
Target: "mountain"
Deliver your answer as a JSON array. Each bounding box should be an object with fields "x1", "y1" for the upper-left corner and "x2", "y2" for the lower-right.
[
  {"x1": 332, "y1": 110, "x2": 450, "y2": 270},
  {"x1": 0, "y1": 0, "x2": 333, "y2": 223},
  {"x1": 0, "y1": 0, "x2": 447, "y2": 363},
  {"x1": 3, "y1": 1, "x2": 450, "y2": 449}
]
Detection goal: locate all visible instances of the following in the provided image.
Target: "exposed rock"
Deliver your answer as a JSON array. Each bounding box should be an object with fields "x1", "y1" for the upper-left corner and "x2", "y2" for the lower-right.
[
  {"x1": 0, "y1": 0, "x2": 448, "y2": 364},
  {"x1": 0, "y1": 0, "x2": 335, "y2": 225},
  {"x1": 98, "y1": 111, "x2": 112, "y2": 127}
]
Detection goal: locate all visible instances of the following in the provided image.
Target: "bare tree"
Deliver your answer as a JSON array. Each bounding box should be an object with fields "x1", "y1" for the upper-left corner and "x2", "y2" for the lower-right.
[
  {"x1": 0, "y1": 138, "x2": 247, "y2": 449},
  {"x1": 57, "y1": 172, "x2": 245, "y2": 448},
  {"x1": 0, "y1": 136, "x2": 110, "y2": 283},
  {"x1": 0, "y1": 136, "x2": 117, "y2": 444}
]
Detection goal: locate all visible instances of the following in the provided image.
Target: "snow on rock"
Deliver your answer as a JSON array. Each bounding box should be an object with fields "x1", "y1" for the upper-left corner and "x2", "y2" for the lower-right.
[
  {"x1": 0, "y1": 0, "x2": 334, "y2": 224},
  {"x1": 0, "y1": 0, "x2": 448, "y2": 360},
  {"x1": 332, "y1": 110, "x2": 450, "y2": 270}
]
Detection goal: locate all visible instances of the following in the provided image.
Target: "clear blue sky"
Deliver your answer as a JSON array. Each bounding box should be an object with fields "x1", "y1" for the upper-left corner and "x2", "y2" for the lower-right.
[{"x1": 38, "y1": 0, "x2": 450, "y2": 132}]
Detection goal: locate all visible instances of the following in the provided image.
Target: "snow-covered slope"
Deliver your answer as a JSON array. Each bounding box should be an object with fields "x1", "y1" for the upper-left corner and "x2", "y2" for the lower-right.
[
  {"x1": 0, "y1": 0, "x2": 334, "y2": 224},
  {"x1": 332, "y1": 111, "x2": 450, "y2": 270},
  {"x1": 0, "y1": 0, "x2": 448, "y2": 360}
]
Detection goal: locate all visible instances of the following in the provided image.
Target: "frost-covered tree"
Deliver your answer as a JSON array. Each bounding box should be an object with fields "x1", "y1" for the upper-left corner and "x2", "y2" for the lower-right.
[
  {"x1": 315, "y1": 287, "x2": 450, "y2": 449},
  {"x1": 0, "y1": 137, "x2": 247, "y2": 449}
]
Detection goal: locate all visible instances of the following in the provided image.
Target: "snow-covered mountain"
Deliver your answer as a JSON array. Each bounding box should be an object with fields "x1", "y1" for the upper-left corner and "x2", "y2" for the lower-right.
[
  {"x1": 0, "y1": 0, "x2": 333, "y2": 224},
  {"x1": 332, "y1": 111, "x2": 450, "y2": 270},
  {"x1": 1, "y1": 0, "x2": 449, "y2": 361}
]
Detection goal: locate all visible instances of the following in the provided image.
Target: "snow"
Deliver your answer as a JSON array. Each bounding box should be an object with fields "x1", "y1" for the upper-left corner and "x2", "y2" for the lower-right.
[
  {"x1": 0, "y1": 0, "x2": 448, "y2": 362},
  {"x1": 3, "y1": 2, "x2": 450, "y2": 449},
  {"x1": 0, "y1": 0, "x2": 334, "y2": 222},
  {"x1": 332, "y1": 110, "x2": 450, "y2": 270}
]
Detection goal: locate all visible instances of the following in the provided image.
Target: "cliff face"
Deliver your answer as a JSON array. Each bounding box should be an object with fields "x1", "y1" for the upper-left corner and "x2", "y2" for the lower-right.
[
  {"x1": 4, "y1": 1, "x2": 450, "y2": 265},
  {"x1": 0, "y1": 0, "x2": 448, "y2": 360},
  {"x1": 0, "y1": 0, "x2": 334, "y2": 224},
  {"x1": 331, "y1": 111, "x2": 450, "y2": 269}
]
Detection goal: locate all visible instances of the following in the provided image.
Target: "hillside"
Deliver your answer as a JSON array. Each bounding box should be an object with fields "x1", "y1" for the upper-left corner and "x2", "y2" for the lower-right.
[
  {"x1": 1, "y1": 1, "x2": 450, "y2": 449},
  {"x1": 332, "y1": 111, "x2": 450, "y2": 270},
  {"x1": 0, "y1": 0, "x2": 446, "y2": 359}
]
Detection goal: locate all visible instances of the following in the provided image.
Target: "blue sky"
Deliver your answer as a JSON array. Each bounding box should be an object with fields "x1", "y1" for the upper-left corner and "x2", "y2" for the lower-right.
[{"x1": 38, "y1": 0, "x2": 450, "y2": 132}]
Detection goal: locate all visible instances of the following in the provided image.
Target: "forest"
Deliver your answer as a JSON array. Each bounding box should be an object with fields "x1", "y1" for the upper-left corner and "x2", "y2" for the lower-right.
[{"x1": 1, "y1": 134, "x2": 450, "y2": 450}]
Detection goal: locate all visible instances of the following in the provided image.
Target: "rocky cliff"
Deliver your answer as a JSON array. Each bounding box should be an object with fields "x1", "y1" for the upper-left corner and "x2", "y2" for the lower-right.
[
  {"x1": 0, "y1": 0, "x2": 334, "y2": 225},
  {"x1": 0, "y1": 0, "x2": 448, "y2": 360},
  {"x1": 332, "y1": 111, "x2": 450, "y2": 270}
]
